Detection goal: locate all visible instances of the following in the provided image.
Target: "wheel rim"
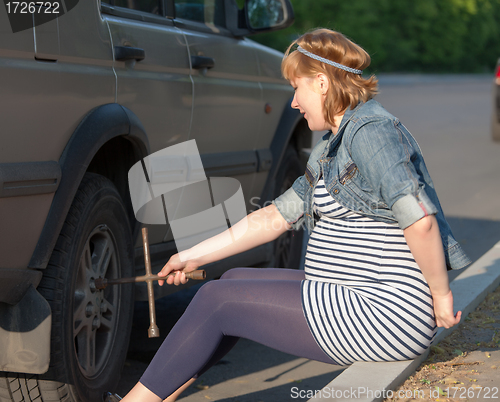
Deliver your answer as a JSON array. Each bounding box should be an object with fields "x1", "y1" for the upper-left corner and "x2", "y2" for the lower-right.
[{"x1": 73, "y1": 225, "x2": 120, "y2": 379}]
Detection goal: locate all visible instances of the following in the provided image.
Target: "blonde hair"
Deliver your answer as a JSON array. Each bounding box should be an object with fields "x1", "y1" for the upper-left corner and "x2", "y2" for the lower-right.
[{"x1": 282, "y1": 29, "x2": 378, "y2": 127}]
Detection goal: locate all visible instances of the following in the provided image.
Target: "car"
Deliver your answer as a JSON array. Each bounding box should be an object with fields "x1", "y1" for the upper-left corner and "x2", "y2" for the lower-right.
[
  {"x1": 491, "y1": 58, "x2": 500, "y2": 141},
  {"x1": 0, "y1": 1, "x2": 311, "y2": 401}
]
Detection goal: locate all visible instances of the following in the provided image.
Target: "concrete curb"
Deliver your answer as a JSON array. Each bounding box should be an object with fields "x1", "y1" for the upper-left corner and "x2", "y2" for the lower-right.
[{"x1": 308, "y1": 241, "x2": 500, "y2": 401}]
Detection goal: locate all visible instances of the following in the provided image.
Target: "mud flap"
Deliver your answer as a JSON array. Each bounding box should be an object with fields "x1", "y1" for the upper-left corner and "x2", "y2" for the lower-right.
[{"x1": 0, "y1": 285, "x2": 51, "y2": 374}]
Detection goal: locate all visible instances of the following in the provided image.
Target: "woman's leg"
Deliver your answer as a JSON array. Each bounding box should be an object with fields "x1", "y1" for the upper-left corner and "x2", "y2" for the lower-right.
[
  {"x1": 191, "y1": 267, "x2": 306, "y2": 376},
  {"x1": 220, "y1": 267, "x2": 306, "y2": 281},
  {"x1": 153, "y1": 268, "x2": 307, "y2": 402},
  {"x1": 137, "y1": 274, "x2": 334, "y2": 400},
  {"x1": 121, "y1": 383, "x2": 162, "y2": 402}
]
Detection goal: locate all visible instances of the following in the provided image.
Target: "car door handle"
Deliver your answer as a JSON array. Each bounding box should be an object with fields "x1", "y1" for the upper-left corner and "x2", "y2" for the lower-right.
[
  {"x1": 114, "y1": 46, "x2": 146, "y2": 61},
  {"x1": 191, "y1": 55, "x2": 215, "y2": 70}
]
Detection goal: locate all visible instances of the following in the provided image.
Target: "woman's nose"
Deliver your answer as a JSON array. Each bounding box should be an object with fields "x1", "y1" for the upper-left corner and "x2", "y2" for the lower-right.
[{"x1": 291, "y1": 93, "x2": 299, "y2": 109}]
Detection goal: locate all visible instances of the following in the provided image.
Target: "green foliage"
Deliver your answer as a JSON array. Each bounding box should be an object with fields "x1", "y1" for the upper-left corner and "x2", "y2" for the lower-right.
[{"x1": 251, "y1": 0, "x2": 500, "y2": 73}]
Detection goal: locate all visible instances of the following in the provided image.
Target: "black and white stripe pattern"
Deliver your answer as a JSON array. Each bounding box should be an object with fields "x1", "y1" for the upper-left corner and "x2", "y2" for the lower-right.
[{"x1": 302, "y1": 179, "x2": 436, "y2": 365}]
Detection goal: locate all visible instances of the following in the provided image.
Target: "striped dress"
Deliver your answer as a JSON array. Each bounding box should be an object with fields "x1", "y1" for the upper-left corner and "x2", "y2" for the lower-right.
[{"x1": 301, "y1": 178, "x2": 436, "y2": 366}]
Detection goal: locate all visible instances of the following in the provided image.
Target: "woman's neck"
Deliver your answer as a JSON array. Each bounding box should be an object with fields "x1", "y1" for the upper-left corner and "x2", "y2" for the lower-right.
[{"x1": 331, "y1": 114, "x2": 345, "y2": 134}]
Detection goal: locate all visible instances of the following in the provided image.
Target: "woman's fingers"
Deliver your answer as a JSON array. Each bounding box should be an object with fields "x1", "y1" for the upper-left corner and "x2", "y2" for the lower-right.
[
  {"x1": 432, "y1": 290, "x2": 462, "y2": 329},
  {"x1": 162, "y1": 271, "x2": 188, "y2": 286},
  {"x1": 157, "y1": 258, "x2": 176, "y2": 286},
  {"x1": 157, "y1": 257, "x2": 191, "y2": 286},
  {"x1": 174, "y1": 271, "x2": 187, "y2": 286},
  {"x1": 436, "y1": 310, "x2": 462, "y2": 328},
  {"x1": 158, "y1": 271, "x2": 187, "y2": 286},
  {"x1": 157, "y1": 264, "x2": 169, "y2": 287},
  {"x1": 157, "y1": 254, "x2": 199, "y2": 286}
]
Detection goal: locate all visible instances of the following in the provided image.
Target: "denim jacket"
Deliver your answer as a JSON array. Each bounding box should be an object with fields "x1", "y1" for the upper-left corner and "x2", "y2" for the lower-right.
[{"x1": 274, "y1": 99, "x2": 470, "y2": 270}]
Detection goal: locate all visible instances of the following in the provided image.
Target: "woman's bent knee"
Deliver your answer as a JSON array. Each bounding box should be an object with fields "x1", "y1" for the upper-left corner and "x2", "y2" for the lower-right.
[{"x1": 220, "y1": 267, "x2": 255, "y2": 280}]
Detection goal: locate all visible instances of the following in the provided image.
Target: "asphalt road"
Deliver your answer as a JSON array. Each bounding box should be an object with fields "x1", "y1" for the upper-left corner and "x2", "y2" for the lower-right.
[
  {"x1": 375, "y1": 74, "x2": 500, "y2": 265},
  {"x1": 117, "y1": 74, "x2": 500, "y2": 400}
]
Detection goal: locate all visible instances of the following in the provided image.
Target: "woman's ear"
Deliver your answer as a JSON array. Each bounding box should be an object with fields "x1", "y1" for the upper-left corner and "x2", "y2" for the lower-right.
[{"x1": 316, "y1": 73, "x2": 330, "y2": 95}]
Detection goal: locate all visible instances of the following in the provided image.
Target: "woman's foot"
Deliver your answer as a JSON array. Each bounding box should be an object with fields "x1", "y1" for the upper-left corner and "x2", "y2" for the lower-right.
[
  {"x1": 119, "y1": 379, "x2": 196, "y2": 402},
  {"x1": 102, "y1": 392, "x2": 122, "y2": 401},
  {"x1": 163, "y1": 378, "x2": 196, "y2": 402},
  {"x1": 121, "y1": 383, "x2": 162, "y2": 402}
]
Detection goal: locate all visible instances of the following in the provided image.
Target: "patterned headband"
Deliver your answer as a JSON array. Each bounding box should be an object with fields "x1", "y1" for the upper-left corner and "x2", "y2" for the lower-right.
[{"x1": 297, "y1": 45, "x2": 363, "y2": 75}]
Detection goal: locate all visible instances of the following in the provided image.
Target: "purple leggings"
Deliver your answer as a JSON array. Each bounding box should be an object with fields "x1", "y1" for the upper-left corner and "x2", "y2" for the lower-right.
[{"x1": 140, "y1": 268, "x2": 336, "y2": 399}]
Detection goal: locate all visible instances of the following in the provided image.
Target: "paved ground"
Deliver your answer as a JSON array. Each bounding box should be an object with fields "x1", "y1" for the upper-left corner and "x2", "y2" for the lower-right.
[{"x1": 117, "y1": 74, "x2": 500, "y2": 401}]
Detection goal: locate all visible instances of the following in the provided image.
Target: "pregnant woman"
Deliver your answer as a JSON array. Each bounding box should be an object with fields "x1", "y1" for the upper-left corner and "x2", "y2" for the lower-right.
[{"x1": 107, "y1": 28, "x2": 470, "y2": 402}]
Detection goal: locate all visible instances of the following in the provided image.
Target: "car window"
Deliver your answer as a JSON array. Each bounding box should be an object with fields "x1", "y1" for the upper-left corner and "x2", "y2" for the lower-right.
[
  {"x1": 175, "y1": 0, "x2": 225, "y2": 28},
  {"x1": 102, "y1": 0, "x2": 163, "y2": 15}
]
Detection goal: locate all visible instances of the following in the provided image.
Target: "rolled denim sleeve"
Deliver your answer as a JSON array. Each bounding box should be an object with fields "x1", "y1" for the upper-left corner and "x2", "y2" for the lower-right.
[
  {"x1": 272, "y1": 175, "x2": 306, "y2": 230},
  {"x1": 349, "y1": 117, "x2": 438, "y2": 229},
  {"x1": 391, "y1": 192, "x2": 438, "y2": 229}
]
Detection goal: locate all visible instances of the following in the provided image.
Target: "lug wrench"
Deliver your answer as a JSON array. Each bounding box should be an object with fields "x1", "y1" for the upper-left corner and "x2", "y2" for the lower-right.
[{"x1": 94, "y1": 227, "x2": 206, "y2": 338}]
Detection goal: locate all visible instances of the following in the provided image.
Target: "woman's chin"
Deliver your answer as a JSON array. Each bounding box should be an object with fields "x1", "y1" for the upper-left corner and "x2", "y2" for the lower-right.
[{"x1": 307, "y1": 122, "x2": 321, "y2": 132}]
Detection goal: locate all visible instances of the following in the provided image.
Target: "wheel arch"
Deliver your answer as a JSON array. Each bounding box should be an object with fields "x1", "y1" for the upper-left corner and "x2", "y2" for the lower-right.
[{"x1": 28, "y1": 104, "x2": 150, "y2": 269}]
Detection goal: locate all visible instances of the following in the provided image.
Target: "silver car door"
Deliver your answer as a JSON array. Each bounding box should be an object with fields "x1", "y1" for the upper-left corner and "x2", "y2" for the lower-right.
[
  {"x1": 174, "y1": 0, "x2": 263, "y2": 212},
  {"x1": 102, "y1": 1, "x2": 193, "y2": 245}
]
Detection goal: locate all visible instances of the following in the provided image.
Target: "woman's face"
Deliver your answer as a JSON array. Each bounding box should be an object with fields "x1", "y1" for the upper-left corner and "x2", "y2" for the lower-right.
[{"x1": 290, "y1": 75, "x2": 332, "y2": 132}]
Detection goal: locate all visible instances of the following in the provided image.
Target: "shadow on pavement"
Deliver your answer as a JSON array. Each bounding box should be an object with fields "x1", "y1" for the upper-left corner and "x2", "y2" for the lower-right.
[{"x1": 196, "y1": 371, "x2": 343, "y2": 402}]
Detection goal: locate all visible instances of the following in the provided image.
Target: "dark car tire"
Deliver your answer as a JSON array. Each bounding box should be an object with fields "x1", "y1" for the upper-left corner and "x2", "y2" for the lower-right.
[
  {"x1": 0, "y1": 173, "x2": 135, "y2": 402},
  {"x1": 272, "y1": 146, "x2": 305, "y2": 269}
]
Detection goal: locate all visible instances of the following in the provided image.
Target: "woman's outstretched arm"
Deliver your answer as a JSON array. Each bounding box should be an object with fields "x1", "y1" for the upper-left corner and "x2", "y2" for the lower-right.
[
  {"x1": 157, "y1": 204, "x2": 291, "y2": 285},
  {"x1": 404, "y1": 214, "x2": 461, "y2": 329}
]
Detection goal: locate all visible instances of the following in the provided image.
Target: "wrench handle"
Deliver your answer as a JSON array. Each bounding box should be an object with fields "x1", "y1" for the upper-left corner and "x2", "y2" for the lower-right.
[
  {"x1": 142, "y1": 227, "x2": 160, "y2": 338},
  {"x1": 93, "y1": 270, "x2": 206, "y2": 289}
]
